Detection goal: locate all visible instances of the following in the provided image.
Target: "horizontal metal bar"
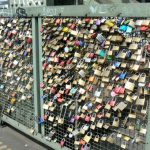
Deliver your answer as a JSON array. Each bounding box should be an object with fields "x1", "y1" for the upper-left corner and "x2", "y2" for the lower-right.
[
  {"x1": 1, "y1": 114, "x2": 70, "y2": 150},
  {"x1": 0, "y1": 3, "x2": 150, "y2": 17}
]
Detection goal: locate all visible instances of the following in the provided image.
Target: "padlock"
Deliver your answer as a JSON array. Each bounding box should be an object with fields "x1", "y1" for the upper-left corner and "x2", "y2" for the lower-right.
[
  {"x1": 85, "y1": 114, "x2": 91, "y2": 122},
  {"x1": 112, "y1": 117, "x2": 119, "y2": 127},
  {"x1": 125, "y1": 78, "x2": 135, "y2": 91},
  {"x1": 60, "y1": 138, "x2": 65, "y2": 147},
  {"x1": 83, "y1": 132, "x2": 92, "y2": 143}
]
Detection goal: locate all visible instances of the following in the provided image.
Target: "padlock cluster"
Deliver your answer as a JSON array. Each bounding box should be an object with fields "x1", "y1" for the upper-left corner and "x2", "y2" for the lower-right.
[
  {"x1": 41, "y1": 17, "x2": 150, "y2": 150},
  {"x1": 0, "y1": 18, "x2": 34, "y2": 128}
]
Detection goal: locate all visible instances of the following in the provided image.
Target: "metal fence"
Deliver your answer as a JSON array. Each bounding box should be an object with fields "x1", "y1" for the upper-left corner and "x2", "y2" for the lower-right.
[{"x1": 0, "y1": 4, "x2": 150, "y2": 150}]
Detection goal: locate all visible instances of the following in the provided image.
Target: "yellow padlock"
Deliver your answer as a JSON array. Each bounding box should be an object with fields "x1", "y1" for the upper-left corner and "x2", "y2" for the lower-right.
[
  {"x1": 105, "y1": 20, "x2": 114, "y2": 27},
  {"x1": 10, "y1": 98, "x2": 16, "y2": 104},
  {"x1": 62, "y1": 27, "x2": 69, "y2": 32}
]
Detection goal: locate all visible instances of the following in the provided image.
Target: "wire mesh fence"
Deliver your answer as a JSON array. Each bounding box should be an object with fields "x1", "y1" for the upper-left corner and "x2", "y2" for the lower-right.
[
  {"x1": 0, "y1": 18, "x2": 34, "y2": 129},
  {"x1": 41, "y1": 17, "x2": 150, "y2": 150}
]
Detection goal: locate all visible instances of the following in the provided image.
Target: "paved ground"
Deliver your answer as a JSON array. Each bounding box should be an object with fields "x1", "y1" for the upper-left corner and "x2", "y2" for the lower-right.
[{"x1": 0, "y1": 125, "x2": 48, "y2": 150}]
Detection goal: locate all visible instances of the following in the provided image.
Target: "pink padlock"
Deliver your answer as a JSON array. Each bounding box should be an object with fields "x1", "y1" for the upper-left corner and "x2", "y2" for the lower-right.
[
  {"x1": 60, "y1": 139, "x2": 65, "y2": 147},
  {"x1": 81, "y1": 145, "x2": 85, "y2": 150},
  {"x1": 75, "y1": 115, "x2": 80, "y2": 121},
  {"x1": 40, "y1": 83, "x2": 45, "y2": 88},
  {"x1": 109, "y1": 98, "x2": 116, "y2": 107},
  {"x1": 85, "y1": 114, "x2": 91, "y2": 122},
  {"x1": 40, "y1": 26, "x2": 44, "y2": 33}
]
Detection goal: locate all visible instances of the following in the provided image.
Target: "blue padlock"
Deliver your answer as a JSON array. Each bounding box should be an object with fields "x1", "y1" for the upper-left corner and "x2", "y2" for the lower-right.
[
  {"x1": 87, "y1": 103, "x2": 93, "y2": 109},
  {"x1": 117, "y1": 18, "x2": 123, "y2": 26},
  {"x1": 39, "y1": 117, "x2": 45, "y2": 124},
  {"x1": 48, "y1": 57, "x2": 53, "y2": 62},
  {"x1": 24, "y1": 50, "x2": 28, "y2": 56},
  {"x1": 79, "y1": 40, "x2": 84, "y2": 47},
  {"x1": 126, "y1": 50, "x2": 132, "y2": 58},
  {"x1": 119, "y1": 25, "x2": 127, "y2": 32},
  {"x1": 0, "y1": 84, "x2": 4, "y2": 89},
  {"x1": 119, "y1": 72, "x2": 127, "y2": 80},
  {"x1": 70, "y1": 87, "x2": 77, "y2": 94},
  {"x1": 41, "y1": 94, "x2": 48, "y2": 101},
  {"x1": 114, "y1": 61, "x2": 121, "y2": 67},
  {"x1": 99, "y1": 50, "x2": 106, "y2": 58},
  {"x1": 126, "y1": 26, "x2": 132, "y2": 33}
]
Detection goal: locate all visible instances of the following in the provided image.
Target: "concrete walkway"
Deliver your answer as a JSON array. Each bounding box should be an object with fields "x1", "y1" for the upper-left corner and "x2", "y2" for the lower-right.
[{"x1": 0, "y1": 126, "x2": 49, "y2": 150}]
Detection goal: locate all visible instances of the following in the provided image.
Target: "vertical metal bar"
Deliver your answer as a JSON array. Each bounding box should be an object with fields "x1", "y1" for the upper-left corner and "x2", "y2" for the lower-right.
[
  {"x1": 38, "y1": 17, "x2": 45, "y2": 135},
  {"x1": 76, "y1": 0, "x2": 78, "y2": 5},
  {"x1": 32, "y1": 17, "x2": 40, "y2": 133},
  {"x1": 145, "y1": 100, "x2": 150, "y2": 150}
]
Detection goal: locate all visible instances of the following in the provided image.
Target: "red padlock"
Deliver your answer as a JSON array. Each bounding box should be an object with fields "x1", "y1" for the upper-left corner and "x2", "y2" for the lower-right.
[
  {"x1": 65, "y1": 89, "x2": 70, "y2": 95},
  {"x1": 147, "y1": 45, "x2": 150, "y2": 53},
  {"x1": 57, "y1": 98, "x2": 64, "y2": 103},
  {"x1": 89, "y1": 53, "x2": 95, "y2": 58},
  {"x1": 140, "y1": 25, "x2": 148, "y2": 32},
  {"x1": 60, "y1": 61, "x2": 65, "y2": 67},
  {"x1": 96, "y1": 104, "x2": 103, "y2": 110},
  {"x1": 27, "y1": 37, "x2": 32, "y2": 44},
  {"x1": 43, "y1": 63, "x2": 48, "y2": 69},
  {"x1": 67, "y1": 58, "x2": 72, "y2": 64},
  {"x1": 109, "y1": 98, "x2": 116, "y2": 107},
  {"x1": 75, "y1": 40, "x2": 80, "y2": 46},
  {"x1": 114, "y1": 87, "x2": 120, "y2": 94},
  {"x1": 119, "y1": 87, "x2": 125, "y2": 94},
  {"x1": 85, "y1": 18, "x2": 91, "y2": 23},
  {"x1": 50, "y1": 87, "x2": 57, "y2": 94},
  {"x1": 91, "y1": 33, "x2": 97, "y2": 39}
]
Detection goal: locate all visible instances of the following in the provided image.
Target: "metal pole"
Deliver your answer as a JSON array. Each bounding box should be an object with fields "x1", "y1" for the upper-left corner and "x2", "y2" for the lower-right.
[
  {"x1": 38, "y1": 17, "x2": 45, "y2": 135},
  {"x1": 32, "y1": 17, "x2": 41, "y2": 133}
]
